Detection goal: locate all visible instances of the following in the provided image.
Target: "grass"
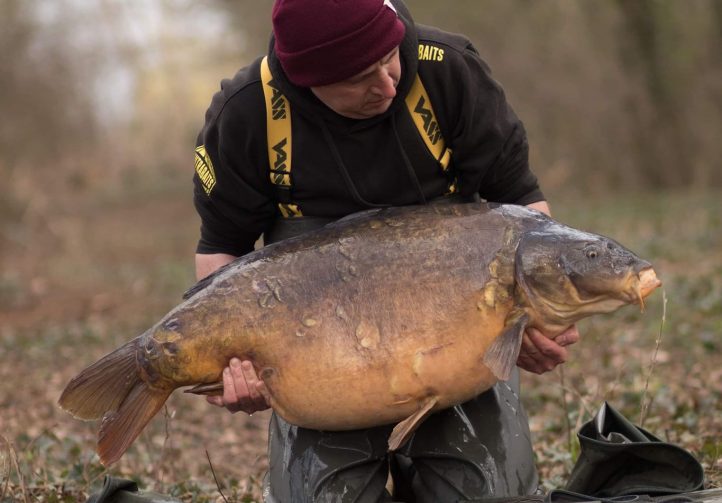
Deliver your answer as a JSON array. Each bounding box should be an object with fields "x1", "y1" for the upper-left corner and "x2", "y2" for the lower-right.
[{"x1": 0, "y1": 181, "x2": 720, "y2": 501}]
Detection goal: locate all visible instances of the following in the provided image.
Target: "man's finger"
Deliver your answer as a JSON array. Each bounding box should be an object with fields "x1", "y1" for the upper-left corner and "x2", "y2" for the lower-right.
[
  {"x1": 527, "y1": 328, "x2": 567, "y2": 362},
  {"x1": 555, "y1": 325, "x2": 580, "y2": 347},
  {"x1": 223, "y1": 364, "x2": 242, "y2": 405},
  {"x1": 519, "y1": 331, "x2": 540, "y2": 357},
  {"x1": 517, "y1": 355, "x2": 546, "y2": 375},
  {"x1": 206, "y1": 395, "x2": 224, "y2": 407},
  {"x1": 240, "y1": 360, "x2": 260, "y2": 402}
]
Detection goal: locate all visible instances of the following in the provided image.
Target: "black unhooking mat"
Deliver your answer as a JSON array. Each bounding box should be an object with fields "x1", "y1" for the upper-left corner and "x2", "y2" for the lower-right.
[
  {"x1": 563, "y1": 401, "x2": 705, "y2": 497},
  {"x1": 86, "y1": 402, "x2": 707, "y2": 503},
  {"x1": 466, "y1": 402, "x2": 706, "y2": 503},
  {"x1": 85, "y1": 477, "x2": 180, "y2": 503}
]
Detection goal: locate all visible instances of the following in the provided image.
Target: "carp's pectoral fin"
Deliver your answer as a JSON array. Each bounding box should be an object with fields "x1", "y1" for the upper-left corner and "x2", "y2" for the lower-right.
[
  {"x1": 483, "y1": 312, "x2": 529, "y2": 381},
  {"x1": 184, "y1": 381, "x2": 224, "y2": 396},
  {"x1": 388, "y1": 396, "x2": 438, "y2": 451}
]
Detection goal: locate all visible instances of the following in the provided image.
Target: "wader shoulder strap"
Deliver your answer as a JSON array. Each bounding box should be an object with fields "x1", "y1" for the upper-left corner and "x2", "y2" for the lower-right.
[
  {"x1": 260, "y1": 56, "x2": 456, "y2": 218},
  {"x1": 404, "y1": 74, "x2": 456, "y2": 194},
  {"x1": 260, "y1": 56, "x2": 302, "y2": 218}
]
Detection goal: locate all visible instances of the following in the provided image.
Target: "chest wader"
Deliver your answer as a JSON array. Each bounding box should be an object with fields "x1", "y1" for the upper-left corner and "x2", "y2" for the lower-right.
[{"x1": 259, "y1": 57, "x2": 538, "y2": 503}]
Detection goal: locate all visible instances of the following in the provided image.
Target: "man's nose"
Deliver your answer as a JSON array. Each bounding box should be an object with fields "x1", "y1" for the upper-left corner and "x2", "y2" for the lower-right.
[{"x1": 371, "y1": 69, "x2": 397, "y2": 99}]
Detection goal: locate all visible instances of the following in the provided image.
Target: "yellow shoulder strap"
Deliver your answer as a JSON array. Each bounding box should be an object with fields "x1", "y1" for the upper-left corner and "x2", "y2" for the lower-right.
[
  {"x1": 405, "y1": 73, "x2": 456, "y2": 193},
  {"x1": 261, "y1": 57, "x2": 456, "y2": 215},
  {"x1": 260, "y1": 56, "x2": 302, "y2": 217}
]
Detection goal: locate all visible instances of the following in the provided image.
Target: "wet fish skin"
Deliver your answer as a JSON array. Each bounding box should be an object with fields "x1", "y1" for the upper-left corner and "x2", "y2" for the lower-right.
[{"x1": 58, "y1": 202, "x2": 660, "y2": 465}]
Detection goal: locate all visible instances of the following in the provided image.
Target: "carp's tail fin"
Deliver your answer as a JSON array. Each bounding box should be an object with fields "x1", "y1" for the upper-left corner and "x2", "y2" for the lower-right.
[
  {"x1": 58, "y1": 337, "x2": 172, "y2": 466},
  {"x1": 58, "y1": 338, "x2": 140, "y2": 420}
]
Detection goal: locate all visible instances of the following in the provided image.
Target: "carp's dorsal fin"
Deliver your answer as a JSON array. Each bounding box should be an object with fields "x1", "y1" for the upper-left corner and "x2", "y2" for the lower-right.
[
  {"x1": 183, "y1": 264, "x2": 230, "y2": 300},
  {"x1": 182, "y1": 260, "x2": 238, "y2": 300},
  {"x1": 388, "y1": 396, "x2": 438, "y2": 451},
  {"x1": 483, "y1": 311, "x2": 529, "y2": 381},
  {"x1": 333, "y1": 208, "x2": 385, "y2": 225}
]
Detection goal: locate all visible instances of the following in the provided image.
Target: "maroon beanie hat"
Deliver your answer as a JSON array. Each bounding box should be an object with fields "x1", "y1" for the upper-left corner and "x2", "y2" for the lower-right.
[{"x1": 272, "y1": 0, "x2": 406, "y2": 87}]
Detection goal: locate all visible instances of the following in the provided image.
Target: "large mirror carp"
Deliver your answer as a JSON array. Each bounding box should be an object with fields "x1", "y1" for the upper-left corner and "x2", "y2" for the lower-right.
[{"x1": 59, "y1": 202, "x2": 661, "y2": 466}]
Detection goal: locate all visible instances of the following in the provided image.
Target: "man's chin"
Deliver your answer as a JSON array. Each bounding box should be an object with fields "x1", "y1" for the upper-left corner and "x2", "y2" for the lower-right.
[{"x1": 362, "y1": 99, "x2": 392, "y2": 116}]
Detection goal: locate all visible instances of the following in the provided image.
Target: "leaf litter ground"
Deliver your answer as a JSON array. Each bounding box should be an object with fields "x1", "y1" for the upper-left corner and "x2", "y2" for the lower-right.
[{"x1": 1, "y1": 187, "x2": 719, "y2": 501}]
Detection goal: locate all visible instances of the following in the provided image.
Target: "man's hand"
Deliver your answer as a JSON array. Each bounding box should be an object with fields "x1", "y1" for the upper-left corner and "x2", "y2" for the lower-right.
[
  {"x1": 206, "y1": 358, "x2": 272, "y2": 414},
  {"x1": 517, "y1": 325, "x2": 580, "y2": 374}
]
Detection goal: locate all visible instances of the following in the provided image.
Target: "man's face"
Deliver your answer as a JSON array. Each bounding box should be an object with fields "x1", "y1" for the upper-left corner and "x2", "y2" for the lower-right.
[{"x1": 311, "y1": 47, "x2": 401, "y2": 120}]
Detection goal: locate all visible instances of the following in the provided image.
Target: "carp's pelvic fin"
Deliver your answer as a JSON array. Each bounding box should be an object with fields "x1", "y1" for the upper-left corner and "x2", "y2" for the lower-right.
[
  {"x1": 388, "y1": 396, "x2": 438, "y2": 451},
  {"x1": 184, "y1": 381, "x2": 224, "y2": 396},
  {"x1": 483, "y1": 312, "x2": 528, "y2": 381}
]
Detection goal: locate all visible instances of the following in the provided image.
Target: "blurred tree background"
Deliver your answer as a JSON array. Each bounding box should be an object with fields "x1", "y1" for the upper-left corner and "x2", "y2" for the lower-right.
[
  {"x1": 1, "y1": 0, "x2": 720, "y2": 499},
  {"x1": 2, "y1": 0, "x2": 721, "y2": 211}
]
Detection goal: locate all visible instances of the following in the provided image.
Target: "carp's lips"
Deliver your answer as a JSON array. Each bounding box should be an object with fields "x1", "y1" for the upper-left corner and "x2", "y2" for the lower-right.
[{"x1": 636, "y1": 267, "x2": 662, "y2": 310}]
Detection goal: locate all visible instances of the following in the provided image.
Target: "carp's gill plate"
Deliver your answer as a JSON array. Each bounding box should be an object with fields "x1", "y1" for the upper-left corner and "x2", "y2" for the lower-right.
[{"x1": 59, "y1": 202, "x2": 661, "y2": 465}]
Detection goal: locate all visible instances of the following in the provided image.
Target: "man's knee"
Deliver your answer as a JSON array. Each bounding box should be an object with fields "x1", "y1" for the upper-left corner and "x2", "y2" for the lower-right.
[
  {"x1": 314, "y1": 459, "x2": 393, "y2": 503},
  {"x1": 266, "y1": 457, "x2": 393, "y2": 503},
  {"x1": 405, "y1": 455, "x2": 494, "y2": 502},
  {"x1": 265, "y1": 414, "x2": 394, "y2": 502}
]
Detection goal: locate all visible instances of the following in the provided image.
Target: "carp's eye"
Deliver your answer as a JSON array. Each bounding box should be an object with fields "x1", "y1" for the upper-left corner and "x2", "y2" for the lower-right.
[
  {"x1": 586, "y1": 248, "x2": 599, "y2": 259},
  {"x1": 163, "y1": 318, "x2": 181, "y2": 331}
]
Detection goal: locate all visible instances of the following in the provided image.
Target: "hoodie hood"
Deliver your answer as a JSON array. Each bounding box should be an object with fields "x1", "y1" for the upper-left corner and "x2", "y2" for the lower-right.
[{"x1": 264, "y1": 0, "x2": 430, "y2": 210}]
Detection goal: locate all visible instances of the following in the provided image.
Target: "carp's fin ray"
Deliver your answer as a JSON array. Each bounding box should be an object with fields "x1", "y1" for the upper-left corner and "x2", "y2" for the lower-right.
[
  {"x1": 388, "y1": 396, "x2": 438, "y2": 451},
  {"x1": 184, "y1": 381, "x2": 224, "y2": 396},
  {"x1": 183, "y1": 252, "x2": 261, "y2": 300},
  {"x1": 183, "y1": 263, "x2": 232, "y2": 300},
  {"x1": 333, "y1": 208, "x2": 384, "y2": 224},
  {"x1": 98, "y1": 383, "x2": 171, "y2": 466},
  {"x1": 58, "y1": 338, "x2": 140, "y2": 420},
  {"x1": 483, "y1": 312, "x2": 529, "y2": 381}
]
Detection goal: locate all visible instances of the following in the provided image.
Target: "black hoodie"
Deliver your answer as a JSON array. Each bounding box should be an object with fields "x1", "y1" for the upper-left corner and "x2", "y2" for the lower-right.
[{"x1": 193, "y1": 1, "x2": 544, "y2": 256}]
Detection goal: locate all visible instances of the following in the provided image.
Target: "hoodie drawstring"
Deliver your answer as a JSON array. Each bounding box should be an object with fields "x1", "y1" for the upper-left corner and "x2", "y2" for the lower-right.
[
  {"x1": 319, "y1": 116, "x2": 427, "y2": 209},
  {"x1": 392, "y1": 113, "x2": 427, "y2": 205},
  {"x1": 320, "y1": 122, "x2": 388, "y2": 208}
]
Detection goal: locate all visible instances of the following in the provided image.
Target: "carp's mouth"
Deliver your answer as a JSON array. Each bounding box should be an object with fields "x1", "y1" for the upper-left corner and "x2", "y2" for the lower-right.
[
  {"x1": 630, "y1": 267, "x2": 662, "y2": 310},
  {"x1": 517, "y1": 265, "x2": 662, "y2": 329},
  {"x1": 579, "y1": 265, "x2": 662, "y2": 312}
]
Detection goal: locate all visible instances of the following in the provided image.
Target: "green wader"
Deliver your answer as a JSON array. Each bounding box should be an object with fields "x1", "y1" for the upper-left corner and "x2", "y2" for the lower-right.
[{"x1": 261, "y1": 214, "x2": 539, "y2": 503}]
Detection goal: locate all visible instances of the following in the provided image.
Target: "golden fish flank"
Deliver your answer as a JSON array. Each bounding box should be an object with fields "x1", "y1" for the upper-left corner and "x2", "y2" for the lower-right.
[
  {"x1": 480, "y1": 263, "x2": 512, "y2": 310},
  {"x1": 255, "y1": 278, "x2": 283, "y2": 308},
  {"x1": 302, "y1": 317, "x2": 318, "y2": 328},
  {"x1": 58, "y1": 202, "x2": 661, "y2": 466},
  {"x1": 335, "y1": 305, "x2": 350, "y2": 323},
  {"x1": 483, "y1": 281, "x2": 499, "y2": 308},
  {"x1": 355, "y1": 320, "x2": 381, "y2": 350}
]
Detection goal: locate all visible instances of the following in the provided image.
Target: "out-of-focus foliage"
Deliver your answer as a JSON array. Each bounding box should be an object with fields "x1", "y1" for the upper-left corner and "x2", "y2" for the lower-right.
[
  {"x1": 0, "y1": 0, "x2": 97, "y2": 169},
  {"x1": 210, "y1": 0, "x2": 722, "y2": 191},
  {"x1": 1, "y1": 0, "x2": 721, "y2": 199},
  {"x1": 405, "y1": 0, "x2": 722, "y2": 190}
]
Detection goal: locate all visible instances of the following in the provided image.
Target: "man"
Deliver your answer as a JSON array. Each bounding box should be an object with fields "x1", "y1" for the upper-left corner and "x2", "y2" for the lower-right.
[{"x1": 193, "y1": 0, "x2": 579, "y2": 501}]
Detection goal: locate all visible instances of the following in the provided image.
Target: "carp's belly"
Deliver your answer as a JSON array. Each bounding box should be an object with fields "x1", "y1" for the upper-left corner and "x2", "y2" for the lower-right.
[{"x1": 264, "y1": 337, "x2": 500, "y2": 431}]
